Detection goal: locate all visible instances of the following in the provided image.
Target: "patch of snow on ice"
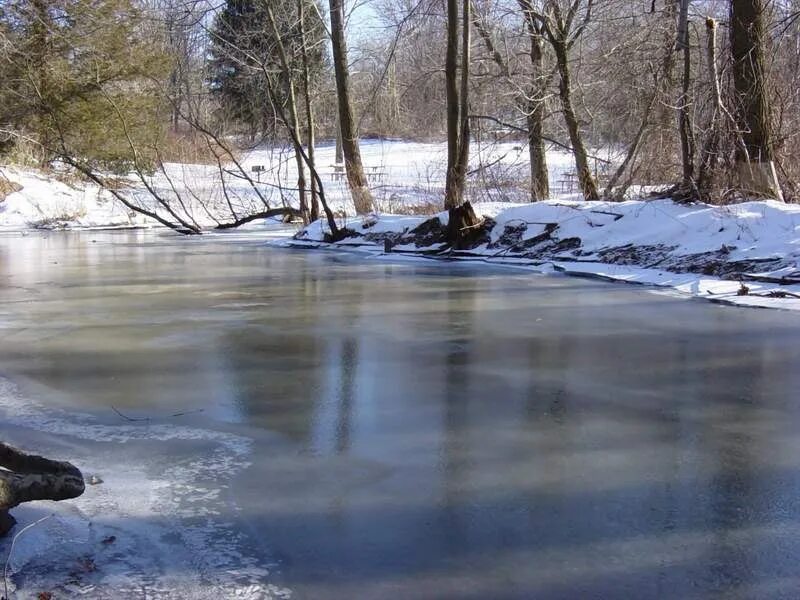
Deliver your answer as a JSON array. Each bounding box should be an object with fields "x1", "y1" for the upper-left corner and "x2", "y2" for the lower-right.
[{"x1": 0, "y1": 377, "x2": 289, "y2": 599}]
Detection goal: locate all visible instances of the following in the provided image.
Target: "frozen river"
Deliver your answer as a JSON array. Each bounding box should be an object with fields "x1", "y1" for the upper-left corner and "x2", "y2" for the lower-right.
[{"x1": 2, "y1": 230, "x2": 800, "y2": 598}]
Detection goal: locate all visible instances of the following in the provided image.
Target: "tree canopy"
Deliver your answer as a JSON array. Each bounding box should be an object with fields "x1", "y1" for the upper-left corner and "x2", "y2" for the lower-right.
[
  {"x1": 0, "y1": 0, "x2": 170, "y2": 171},
  {"x1": 207, "y1": 0, "x2": 326, "y2": 138}
]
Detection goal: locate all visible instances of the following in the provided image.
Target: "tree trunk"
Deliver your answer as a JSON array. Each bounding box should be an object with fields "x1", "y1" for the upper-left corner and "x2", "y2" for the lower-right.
[
  {"x1": 527, "y1": 105, "x2": 549, "y2": 200},
  {"x1": 526, "y1": 28, "x2": 549, "y2": 200},
  {"x1": 730, "y1": 0, "x2": 783, "y2": 199},
  {"x1": 457, "y1": 0, "x2": 471, "y2": 195},
  {"x1": 553, "y1": 41, "x2": 598, "y2": 200},
  {"x1": 329, "y1": 0, "x2": 374, "y2": 214},
  {"x1": 697, "y1": 17, "x2": 724, "y2": 198},
  {"x1": 335, "y1": 116, "x2": 344, "y2": 164},
  {"x1": 445, "y1": 0, "x2": 461, "y2": 209},
  {"x1": 444, "y1": 0, "x2": 471, "y2": 210},
  {"x1": 0, "y1": 443, "x2": 85, "y2": 536},
  {"x1": 677, "y1": 0, "x2": 694, "y2": 189},
  {"x1": 447, "y1": 200, "x2": 482, "y2": 249},
  {"x1": 265, "y1": 4, "x2": 308, "y2": 222},
  {"x1": 299, "y1": 0, "x2": 319, "y2": 222}
]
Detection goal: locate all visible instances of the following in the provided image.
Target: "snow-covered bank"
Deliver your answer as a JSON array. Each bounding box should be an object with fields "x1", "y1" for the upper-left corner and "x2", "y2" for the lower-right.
[
  {"x1": 0, "y1": 377, "x2": 289, "y2": 599},
  {"x1": 287, "y1": 199, "x2": 800, "y2": 311},
  {"x1": 0, "y1": 167, "x2": 152, "y2": 231}
]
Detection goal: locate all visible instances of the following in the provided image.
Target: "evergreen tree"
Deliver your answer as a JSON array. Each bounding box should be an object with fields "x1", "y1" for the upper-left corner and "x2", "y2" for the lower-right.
[
  {"x1": 0, "y1": 0, "x2": 170, "y2": 171},
  {"x1": 207, "y1": 0, "x2": 325, "y2": 138}
]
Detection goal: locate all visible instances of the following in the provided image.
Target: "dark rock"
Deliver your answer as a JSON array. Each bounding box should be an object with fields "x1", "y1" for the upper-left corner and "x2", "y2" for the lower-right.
[
  {"x1": 553, "y1": 237, "x2": 582, "y2": 252},
  {"x1": 0, "y1": 509, "x2": 16, "y2": 537},
  {"x1": 489, "y1": 223, "x2": 527, "y2": 248},
  {"x1": 408, "y1": 216, "x2": 447, "y2": 247}
]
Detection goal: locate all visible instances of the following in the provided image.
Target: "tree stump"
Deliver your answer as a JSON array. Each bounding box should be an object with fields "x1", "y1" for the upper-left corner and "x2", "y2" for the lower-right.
[
  {"x1": 447, "y1": 201, "x2": 483, "y2": 250},
  {"x1": 0, "y1": 443, "x2": 85, "y2": 536}
]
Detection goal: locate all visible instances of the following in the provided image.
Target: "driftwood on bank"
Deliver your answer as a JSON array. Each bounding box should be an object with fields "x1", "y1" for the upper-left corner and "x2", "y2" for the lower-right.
[{"x1": 0, "y1": 443, "x2": 85, "y2": 536}]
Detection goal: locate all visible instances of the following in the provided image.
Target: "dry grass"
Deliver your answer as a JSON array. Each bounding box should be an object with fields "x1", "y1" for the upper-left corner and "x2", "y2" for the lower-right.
[
  {"x1": 382, "y1": 200, "x2": 442, "y2": 215},
  {"x1": 157, "y1": 131, "x2": 240, "y2": 166},
  {"x1": 0, "y1": 172, "x2": 22, "y2": 202}
]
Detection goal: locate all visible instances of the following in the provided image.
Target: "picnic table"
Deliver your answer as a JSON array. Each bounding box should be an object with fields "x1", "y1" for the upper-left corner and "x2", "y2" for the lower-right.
[
  {"x1": 558, "y1": 171, "x2": 577, "y2": 193},
  {"x1": 329, "y1": 164, "x2": 345, "y2": 181},
  {"x1": 366, "y1": 165, "x2": 386, "y2": 181},
  {"x1": 329, "y1": 164, "x2": 386, "y2": 182}
]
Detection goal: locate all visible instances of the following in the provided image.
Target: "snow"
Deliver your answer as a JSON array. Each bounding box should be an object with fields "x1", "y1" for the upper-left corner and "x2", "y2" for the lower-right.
[
  {"x1": 0, "y1": 167, "x2": 149, "y2": 231},
  {"x1": 488, "y1": 199, "x2": 800, "y2": 260},
  {"x1": 1, "y1": 140, "x2": 575, "y2": 231},
  {"x1": 0, "y1": 377, "x2": 289, "y2": 599}
]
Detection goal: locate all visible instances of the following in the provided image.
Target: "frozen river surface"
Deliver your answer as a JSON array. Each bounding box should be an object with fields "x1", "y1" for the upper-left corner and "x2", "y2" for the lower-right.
[{"x1": 2, "y1": 230, "x2": 800, "y2": 599}]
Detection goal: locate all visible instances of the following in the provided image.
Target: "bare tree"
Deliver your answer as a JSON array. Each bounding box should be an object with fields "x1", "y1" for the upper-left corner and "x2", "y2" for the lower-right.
[
  {"x1": 444, "y1": 0, "x2": 471, "y2": 209},
  {"x1": 299, "y1": 0, "x2": 320, "y2": 221},
  {"x1": 329, "y1": 0, "x2": 374, "y2": 214},
  {"x1": 696, "y1": 17, "x2": 725, "y2": 198},
  {"x1": 473, "y1": 3, "x2": 551, "y2": 200},
  {"x1": 731, "y1": 0, "x2": 783, "y2": 199},
  {"x1": 265, "y1": 3, "x2": 309, "y2": 222},
  {"x1": 521, "y1": 0, "x2": 599, "y2": 200}
]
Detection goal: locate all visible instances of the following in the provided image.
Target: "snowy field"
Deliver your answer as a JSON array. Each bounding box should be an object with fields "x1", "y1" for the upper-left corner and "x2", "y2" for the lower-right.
[{"x1": 0, "y1": 139, "x2": 578, "y2": 231}]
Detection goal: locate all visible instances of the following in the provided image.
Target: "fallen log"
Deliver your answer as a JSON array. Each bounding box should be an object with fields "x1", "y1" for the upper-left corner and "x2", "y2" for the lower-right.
[{"x1": 0, "y1": 443, "x2": 85, "y2": 536}]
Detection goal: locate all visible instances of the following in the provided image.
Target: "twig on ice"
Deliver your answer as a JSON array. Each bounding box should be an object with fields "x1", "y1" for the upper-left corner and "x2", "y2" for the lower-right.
[
  {"x1": 111, "y1": 406, "x2": 150, "y2": 422},
  {"x1": 169, "y1": 409, "x2": 204, "y2": 417},
  {"x1": 3, "y1": 514, "x2": 53, "y2": 600},
  {"x1": 111, "y1": 406, "x2": 204, "y2": 421}
]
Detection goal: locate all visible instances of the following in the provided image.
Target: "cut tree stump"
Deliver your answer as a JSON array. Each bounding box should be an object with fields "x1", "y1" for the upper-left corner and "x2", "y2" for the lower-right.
[
  {"x1": 0, "y1": 443, "x2": 85, "y2": 536},
  {"x1": 447, "y1": 201, "x2": 483, "y2": 250}
]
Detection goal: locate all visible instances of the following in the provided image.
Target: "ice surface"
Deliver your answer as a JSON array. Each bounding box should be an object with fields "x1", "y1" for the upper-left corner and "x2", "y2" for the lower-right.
[{"x1": 0, "y1": 377, "x2": 289, "y2": 599}]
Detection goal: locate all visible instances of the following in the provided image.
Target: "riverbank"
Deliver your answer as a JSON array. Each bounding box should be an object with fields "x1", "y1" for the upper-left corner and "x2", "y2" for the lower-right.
[{"x1": 288, "y1": 198, "x2": 800, "y2": 311}]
